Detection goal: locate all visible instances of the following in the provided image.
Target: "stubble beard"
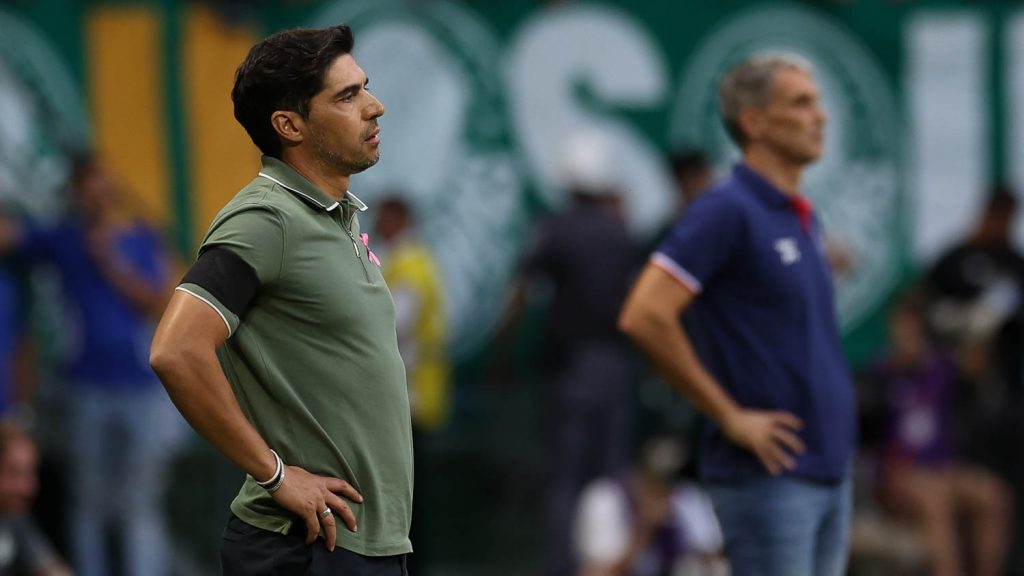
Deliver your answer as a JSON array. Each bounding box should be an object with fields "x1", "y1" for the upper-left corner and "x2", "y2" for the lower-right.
[{"x1": 311, "y1": 128, "x2": 380, "y2": 177}]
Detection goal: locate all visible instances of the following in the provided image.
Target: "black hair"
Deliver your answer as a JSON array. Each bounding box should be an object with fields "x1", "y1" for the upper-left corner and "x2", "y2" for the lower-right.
[
  {"x1": 231, "y1": 25, "x2": 355, "y2": 157},
  {"x1": 986, "y1": 182, "x2": 1018, "y2": 215},
  {"x1": 668, "y1": 148, "x2": 710, "y2": 177}
]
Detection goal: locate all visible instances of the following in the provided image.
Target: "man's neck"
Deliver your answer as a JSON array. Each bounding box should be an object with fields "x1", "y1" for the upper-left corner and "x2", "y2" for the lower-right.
[
  {"x1": 743, "y1": 148, "x2": 804, "y2": 197},
  {"x1": 280, "y1": 150, "x2": 350, "y2": 201}
]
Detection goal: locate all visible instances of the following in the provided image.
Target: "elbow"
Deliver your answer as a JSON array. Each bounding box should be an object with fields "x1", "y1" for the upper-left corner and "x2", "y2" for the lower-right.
[
  {"x1": 617, "y1": 303, "x2": 645, "y2": 341},
  {"x1": 149, "y1": 337, "x2": 195, "y2": 385},
  {"x1": 149, "y1": 341, "x2": 177, "y2": 381},
  {"x1": 618, "y1": 301, "x2": 671, "y2": 345}
]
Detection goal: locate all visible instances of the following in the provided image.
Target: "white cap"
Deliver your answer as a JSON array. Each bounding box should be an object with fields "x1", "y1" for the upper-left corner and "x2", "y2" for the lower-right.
[{"x1": 558, "y1": 131, "x2": 620, "y2": 194}]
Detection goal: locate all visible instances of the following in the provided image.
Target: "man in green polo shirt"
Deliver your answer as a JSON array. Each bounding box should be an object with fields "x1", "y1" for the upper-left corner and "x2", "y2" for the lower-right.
[{"x1": 149, "y1": 24, "x2": 413, "y2": 575}]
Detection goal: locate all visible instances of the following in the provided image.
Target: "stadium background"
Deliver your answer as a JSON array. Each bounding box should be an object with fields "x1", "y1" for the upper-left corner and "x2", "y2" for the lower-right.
[{"x1": 1, "y1": 0, "x2": 1022, "y2": 573}]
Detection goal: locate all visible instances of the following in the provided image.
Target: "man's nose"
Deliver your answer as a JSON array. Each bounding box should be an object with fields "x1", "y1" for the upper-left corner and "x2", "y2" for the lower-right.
[{"x1": 368, "y1": 94, "x2": 385, "y2": 119}]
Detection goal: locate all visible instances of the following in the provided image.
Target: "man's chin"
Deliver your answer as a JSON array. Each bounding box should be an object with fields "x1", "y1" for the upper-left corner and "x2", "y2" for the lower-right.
[{"x1": 348, "y1": 153, "x2": 381, "y2": 175}]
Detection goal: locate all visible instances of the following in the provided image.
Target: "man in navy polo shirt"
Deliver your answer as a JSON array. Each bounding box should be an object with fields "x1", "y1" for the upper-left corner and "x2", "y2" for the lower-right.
[{"x1": 619, "y1": 53, "x2": 856, "y2": 575}]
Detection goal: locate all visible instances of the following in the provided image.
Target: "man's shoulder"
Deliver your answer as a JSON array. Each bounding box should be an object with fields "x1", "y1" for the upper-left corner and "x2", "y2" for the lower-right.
[
  {"x1": 679, "y1": 181, "x2": 750, "y2": 226},
  {"x1": 210, "y1": 177, "x2": 309, "y2": 228}
]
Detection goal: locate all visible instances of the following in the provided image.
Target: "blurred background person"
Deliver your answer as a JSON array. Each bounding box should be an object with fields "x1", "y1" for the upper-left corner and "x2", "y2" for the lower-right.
[
  {"x1": 923, "y1": 183, "x2": 1024, "y2": 564},
  {"x1": 572, "y1": 434, "x2": 725, "y2": 576},
  {"x1": 12, "y1": 154, "x2": 178, "y2": 576},
  {"x1": 514, "y1": 131, "x2": 640, "y2": 576},
  {"x1": 667, "y1": 148, "x2": 714, "y2": 217},
  {"x1": 867, "y1": 292, "x2": 1013, "y2": 576},
  {"x1": 0, "y1": 421, "x2": 71, "y2": 576},
  {"x1": 374, "y1": 194, "x2": 450, "y2": 575},
  {"x1": 925, "y1": 184, "x2": 1024, "y2": 396}
]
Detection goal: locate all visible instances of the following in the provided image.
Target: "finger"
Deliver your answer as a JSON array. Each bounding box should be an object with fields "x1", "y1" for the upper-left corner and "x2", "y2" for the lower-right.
[
  {"x1": 765, "y1": 443, "x2": 797, "y2": 472},
  {"x1": 325, "y1": 477, "x2": 364, "y2": 503},
  {"x1": 303, "y1": 510, "x2": 319, "y2": 545},
  {"x1": 772, "y1": 427, "x2": 806, "y2": 455},
  {"x1": 321, "y1": 508, "x2": 337, "y2": 552},
  {"x1": 772, "y1": 412, "x2": 804, "y2": 431},
  {"x1": 326, "y1": 494, "x2": 358, "y2": 532},
  {"x1": 758, "y1": 449, "x2": 781, "y2": 476}
]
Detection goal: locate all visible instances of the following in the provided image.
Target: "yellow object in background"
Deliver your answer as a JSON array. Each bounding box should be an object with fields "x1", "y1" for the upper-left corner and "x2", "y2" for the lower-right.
[
  {"x1": 86, "y1": 5, "x2": 169, "y2": 225},
  {"x1": 183, "y1": 4, "x2": 260, "y2": 243}
]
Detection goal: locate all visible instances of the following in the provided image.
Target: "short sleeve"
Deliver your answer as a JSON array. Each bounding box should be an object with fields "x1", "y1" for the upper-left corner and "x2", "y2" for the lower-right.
[
  {"x1": 652, "y1": 192, "x2": 743, "y2": 294},
  {"x1": 177, "y1": 207, "x2": 284, "y2": 336}
]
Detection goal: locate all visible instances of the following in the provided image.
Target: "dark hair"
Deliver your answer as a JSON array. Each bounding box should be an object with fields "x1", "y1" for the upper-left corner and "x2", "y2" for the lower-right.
[
  {"x1": 231, "y1": 25, "x2": 355, "y2": 157},
  {"x1": 668, "y1": 148, "x2": 710, "y2": 177},
  {"x1": 379, "y1": 195, "x2": 412, "y2": 218},
  {"x1": 986, "y1": 182, "x2": 1018, "y2": 215}
]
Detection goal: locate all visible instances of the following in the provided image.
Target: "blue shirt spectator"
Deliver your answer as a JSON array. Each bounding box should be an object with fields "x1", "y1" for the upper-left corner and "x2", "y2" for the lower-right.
[{"x1": 22, "y1": 222, "x2": 166, "y2": 387}]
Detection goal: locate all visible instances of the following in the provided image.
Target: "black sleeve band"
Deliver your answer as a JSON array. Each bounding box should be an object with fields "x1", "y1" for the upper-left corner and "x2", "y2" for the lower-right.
[{"x1": 181, "y1": 247, "x2": 261, "y2": 319}]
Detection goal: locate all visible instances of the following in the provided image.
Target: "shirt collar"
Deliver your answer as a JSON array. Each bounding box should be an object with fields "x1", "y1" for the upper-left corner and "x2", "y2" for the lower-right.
[
  {"x1": 257, "y1": 155, "x2": 368, "y2": 214},
  {"x1": 733, "y1": 163, "x2": 792, "y2": 209}
]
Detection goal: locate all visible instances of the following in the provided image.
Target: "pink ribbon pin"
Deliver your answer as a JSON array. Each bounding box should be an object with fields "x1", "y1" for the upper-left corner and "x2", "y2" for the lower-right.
[{"x1": 360, "y1": 233, "x2": 382, "y2": 267}]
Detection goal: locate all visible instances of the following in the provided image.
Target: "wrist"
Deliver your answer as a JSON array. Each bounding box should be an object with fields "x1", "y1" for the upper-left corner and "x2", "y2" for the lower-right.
[{"x1": 254, "y1": 450, "x2": 285, "y2": 493}]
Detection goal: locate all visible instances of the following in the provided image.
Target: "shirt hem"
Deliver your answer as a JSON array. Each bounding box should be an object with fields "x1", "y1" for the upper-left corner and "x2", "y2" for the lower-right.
[{"x1": 229, "y1": 502, "x2": 413, "y2": 557}]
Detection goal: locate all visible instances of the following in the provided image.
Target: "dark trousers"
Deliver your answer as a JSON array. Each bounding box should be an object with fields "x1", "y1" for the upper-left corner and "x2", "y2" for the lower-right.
[{"x1": 221, "y1": 515, "x2": 408, "y2": 576}]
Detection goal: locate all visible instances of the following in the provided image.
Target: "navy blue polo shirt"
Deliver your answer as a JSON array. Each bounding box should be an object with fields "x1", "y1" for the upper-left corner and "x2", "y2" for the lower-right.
[{"x1": 653, "y1": 164, "x2": 855, "y2": 483}]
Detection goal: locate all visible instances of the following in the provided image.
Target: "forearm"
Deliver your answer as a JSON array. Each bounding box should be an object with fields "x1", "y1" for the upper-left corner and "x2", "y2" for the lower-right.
[
  {"x1": 151, "y1": 345, "x2": 277, "y2": 481},
  {"x1": 621, "y1": 311, "x2": 739, "y2": 429},
  {"x1": 96, "y1": 258, "x2": 170, "y2": 318}
]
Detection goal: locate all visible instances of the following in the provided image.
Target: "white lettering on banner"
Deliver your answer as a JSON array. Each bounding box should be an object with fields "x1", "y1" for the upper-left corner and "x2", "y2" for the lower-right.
[
  {"x1": 505, "y1": 4, "x2": 674, "y2": 238},
  {"x1": 0, "y1": 8, "x2": 87, "y2": 219},
  {"x1": 909, "y1": 12, "x2": 988, "y2": 264}
]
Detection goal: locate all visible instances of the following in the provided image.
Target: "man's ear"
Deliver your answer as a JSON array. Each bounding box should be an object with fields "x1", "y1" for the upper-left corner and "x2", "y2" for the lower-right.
[
  {"x1": 738, "y1": 107, "x2": 763, "y2": 144},
  {"x1": 271, "y1": 111, "x2": 305, "y2": 145}
]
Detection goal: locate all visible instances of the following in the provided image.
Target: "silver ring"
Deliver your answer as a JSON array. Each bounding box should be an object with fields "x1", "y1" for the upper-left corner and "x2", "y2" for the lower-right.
[{"x1": 319, "y1": 507, "x2": 332, "y2": 520}]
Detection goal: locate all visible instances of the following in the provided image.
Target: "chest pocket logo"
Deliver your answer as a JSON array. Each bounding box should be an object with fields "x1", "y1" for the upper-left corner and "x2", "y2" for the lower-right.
[{"x1": 774, "y1": 237, "x2": 801, "y2": 266}]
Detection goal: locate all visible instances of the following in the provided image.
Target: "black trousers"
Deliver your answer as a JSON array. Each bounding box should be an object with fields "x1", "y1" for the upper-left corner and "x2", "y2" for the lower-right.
[{"x1": 221, "y1": 515, "x2": 408, "y2": 576}]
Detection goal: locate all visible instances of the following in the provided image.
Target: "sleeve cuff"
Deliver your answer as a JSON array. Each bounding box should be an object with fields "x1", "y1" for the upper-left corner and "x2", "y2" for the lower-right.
[
  {"x1": 651, "y1": 252, "x2": 702, "y2": 294},
  {"x1": 176, "y1": 283, "x2": 239, "y2": 336}
]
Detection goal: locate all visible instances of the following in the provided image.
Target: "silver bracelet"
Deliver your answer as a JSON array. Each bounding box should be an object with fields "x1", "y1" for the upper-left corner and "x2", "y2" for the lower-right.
[
  {"x1": 255, "y1": 450, "x2": 284, "y2": 492},
  {"x1": 266, "y1": 466, "x2": 286, "y2": 493}
]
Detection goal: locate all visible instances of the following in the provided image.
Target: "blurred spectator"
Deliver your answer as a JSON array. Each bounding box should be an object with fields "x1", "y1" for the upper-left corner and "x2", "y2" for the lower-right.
[
  {"x1": 925, "y1": 184, "x2": 1024, "y2": 394},
  {"x1": 572, "y1": 434, "x2": 726, "y2": 576},
  {"x1": 646, "y1": 149, "x2": 713, "y2": 256},
  {"x1": 374, "y1": 194, "x2": 450, "y2": 574},
  {"x1": 12, "y1": 154, "x2": 178, "y2": 576},
  {"x1": 0, "y1": 421, "x2": 71, "y2": 576},
  {"x1": 667, "y1": 149, "x2": 713, "y2": 213},
  {"x1": 868, "y1": 293, "x2": 1013, "y2": 576},
  {"x1": 923, "y1": 184, "x2": 1024, "y2": 563},
  {"x1": 517, "y1": 131, "x2": 640, "y2": 576},
  {"x1": 375, "y1": 195, "x2": 450, "y2": 433}
]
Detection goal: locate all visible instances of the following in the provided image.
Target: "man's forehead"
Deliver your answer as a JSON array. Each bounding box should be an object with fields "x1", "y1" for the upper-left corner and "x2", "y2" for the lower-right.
[
  {"x1": 323, "y1": 53, "x2": 367, "y2": 87},
  {"x1": 771, "y1": 68, "x2": 817, "y2": 96}
]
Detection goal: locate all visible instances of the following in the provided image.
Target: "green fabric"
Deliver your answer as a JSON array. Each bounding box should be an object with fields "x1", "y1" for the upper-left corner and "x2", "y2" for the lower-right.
[{"x1": 181, "y1": 156, "x2": 412, "y2": 556}]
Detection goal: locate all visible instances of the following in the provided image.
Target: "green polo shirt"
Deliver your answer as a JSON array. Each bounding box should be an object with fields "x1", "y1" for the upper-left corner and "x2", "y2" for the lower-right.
[{"x1": 178, "y1": 156, "x2": 412, "y2": 556}]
